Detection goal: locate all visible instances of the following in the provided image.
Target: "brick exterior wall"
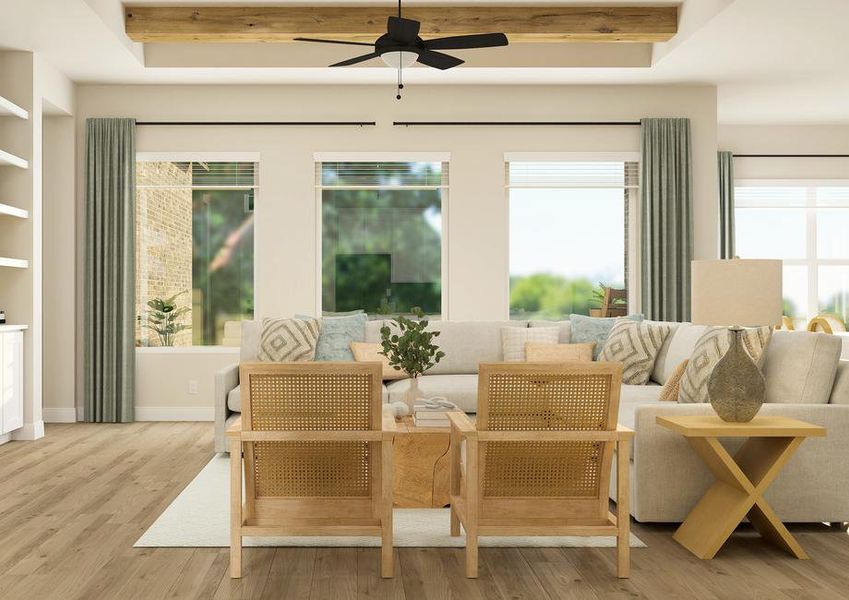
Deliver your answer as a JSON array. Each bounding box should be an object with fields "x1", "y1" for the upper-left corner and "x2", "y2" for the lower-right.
[{"x1": 135, "y1": 162, "x2": 194, "y2": 346}]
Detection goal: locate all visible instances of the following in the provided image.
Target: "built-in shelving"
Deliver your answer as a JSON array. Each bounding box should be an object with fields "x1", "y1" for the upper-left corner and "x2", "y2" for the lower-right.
[
  {"x1": 0, "y1": 95, "x2": 27, "y2": 120},
  {"x1": 0, "y1": 202, "x2": 27, "y2": 219},
  {"x1": 0, "y1": 257, "x2": 29, "y2": 269},
  {"x1": 0, "y1": 149, "x2": 27, "y2": 169},
  {"x1": 0, "y1": 324, "x2": 28, "y2": 333}
]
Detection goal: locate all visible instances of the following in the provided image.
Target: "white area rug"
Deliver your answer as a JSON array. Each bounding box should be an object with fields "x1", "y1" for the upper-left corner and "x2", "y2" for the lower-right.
[{"x1": 136, "y1": 455, "x2": 646, "y2": 549}]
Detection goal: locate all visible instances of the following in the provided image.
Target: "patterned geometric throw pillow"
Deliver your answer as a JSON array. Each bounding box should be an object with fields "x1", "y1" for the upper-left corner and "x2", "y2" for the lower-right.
[
  {"x1": 678, "y1": 326, "x2": 772, "y2": 404},
  {"x1": 598, "y1": 320, "x2": 673, "y2": 385},
  {"x1": 570, "y1": 313, "x2": 644, "y2": 359},
  {"x1": 257, "y1": 317, "x2": 321, "y2": 362}
]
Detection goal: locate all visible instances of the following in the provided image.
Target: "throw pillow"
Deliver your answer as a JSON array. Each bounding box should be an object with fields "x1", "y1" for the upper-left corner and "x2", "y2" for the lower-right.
[
  {"x1": 659, "y1": 359, "x2": 689, "y2": 401},
  {"x1": 501, "y1": 326, "x2": 560, "y2": 362},
  {"x1": 525, "y1": 342, "x2": 595, "y2": 363},
  {"x1": 257, "y1": 317, "x2": 321, "y2": 362},
  {"x1": 599, "y1": 320, "x2": 673, "y2": 385},
  {"x1": 350, "y1": 342, "x2": 407, "y2": 380},
  {"x1": 678, "y1": 326, "x2": 773, "y2": 404},
  {"x1": 296, "y1": 312, "x2": 367, "y2": 361},
  {"x1": 570, "y1": 313, "x2": 644, "y2": 359}
]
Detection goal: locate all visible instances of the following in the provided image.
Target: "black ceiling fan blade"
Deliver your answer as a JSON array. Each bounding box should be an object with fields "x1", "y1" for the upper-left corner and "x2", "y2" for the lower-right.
[
  {"x1": 294, "y1": 37, "x2": 374, "y2": 47},
  {"x1": 416, "y1": 50, "x2": 464, "y2": 70},
  {"x1": 423, "y1": 33, "x2": 509, "y2": 50},
  {"x1": 329, "y1": 52, "x2": 381, "y2": 67},
  {"x1": 387, "y1": 16, "x2": 421, "y2": 44}
]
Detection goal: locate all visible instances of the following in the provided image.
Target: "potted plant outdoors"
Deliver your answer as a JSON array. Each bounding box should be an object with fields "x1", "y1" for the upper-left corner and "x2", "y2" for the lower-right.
[
  {"x1": 589, "y1": 283, "x2": 628, "y2": 318},
  {"x1": 145, "y1": 291, "x2": 191, "y2": 347},
  {"x1": 380, "y1": 306, "x2": 446, "y2": 411}
]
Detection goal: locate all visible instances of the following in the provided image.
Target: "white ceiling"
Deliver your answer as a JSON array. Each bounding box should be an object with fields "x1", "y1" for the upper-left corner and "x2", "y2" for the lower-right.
[{"x1": 1, "y1": 0, "x2": 848, "y2": 123}]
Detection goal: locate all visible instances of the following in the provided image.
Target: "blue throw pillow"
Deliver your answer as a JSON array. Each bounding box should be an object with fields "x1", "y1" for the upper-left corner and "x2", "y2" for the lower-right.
[
  {"x1": 295, "y1": 313, "x2": 367, "y2": 361},
  {"x1": 569, "y1": 313, "x2": 644, "y2": 359}
]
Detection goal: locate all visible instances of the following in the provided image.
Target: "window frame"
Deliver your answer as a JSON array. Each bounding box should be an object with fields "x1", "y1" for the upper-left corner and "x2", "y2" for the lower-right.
[
  {"x1": 135, "y1": 152, "x2": 260, "y2": 349},
  {"x1": 313, "y1": 153, "x2": 450, "y2": 319},
  {"x1": 504, "y1": 152, "x2": 641, "y2": 320},
  {"x1": 735, "y1": 178, "x2": 849, "y2": 323}
]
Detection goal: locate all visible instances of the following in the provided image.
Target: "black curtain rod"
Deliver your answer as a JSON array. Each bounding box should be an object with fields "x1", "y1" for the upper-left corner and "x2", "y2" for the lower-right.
[
  {"x1": 135, "y1": 121, "x2": 376, "y2": 127},
  {"x1": 735, "y1": 154, "x2": 849, "y2": 158},
  {"x1": 393, "y1": 121, "x2": 641, "y2": 127}
]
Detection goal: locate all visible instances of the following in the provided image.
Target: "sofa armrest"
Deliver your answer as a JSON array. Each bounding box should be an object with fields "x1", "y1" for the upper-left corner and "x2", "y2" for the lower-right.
[
  {"x1": 630, "y1": 402, "x2": 849, "y2": 523},
  {"x1": 214, "y1": 362, "x2": 240, "y2": 453}
]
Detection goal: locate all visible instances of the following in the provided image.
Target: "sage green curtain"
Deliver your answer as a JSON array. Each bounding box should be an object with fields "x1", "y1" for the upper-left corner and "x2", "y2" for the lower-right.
[
  {"x1": 640, "y1": 118, "x2": 694, "y2": 322},
  {"x1": 718, "y1": 151, "x2": 735, "y2": 259},
  {"x1": 84, "y1": 118, "x2": 136, "y2": 423}
]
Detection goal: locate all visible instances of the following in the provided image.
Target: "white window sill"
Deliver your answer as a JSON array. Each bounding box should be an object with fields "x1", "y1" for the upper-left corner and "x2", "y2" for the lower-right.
[{"x1": 136, "y1": 346, "x2": 240, "y2": 355}]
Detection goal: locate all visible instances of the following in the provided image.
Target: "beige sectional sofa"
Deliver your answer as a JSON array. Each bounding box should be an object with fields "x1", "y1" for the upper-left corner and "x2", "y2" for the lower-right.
[{"x1": 215, "y1": 318, "x2": 849, "y2": 524}]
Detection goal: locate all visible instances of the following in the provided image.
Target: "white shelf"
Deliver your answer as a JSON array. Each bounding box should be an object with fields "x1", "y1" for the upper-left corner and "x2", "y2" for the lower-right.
[
  {"x1": 0, "y1": 257, "x2": 28, "y2": 269},
  {"x1": 0, "y1": 96, "x2": 27, "y2": 120},
  {"x1": 0, "y1": 149, "x2": 27, "y2": 169},
  {"x1": 0, "y1": 202, "x2": 27, "y2": 219},
  {"x1": 0, "y1": 324, "x2": 28, "y2": 332}
]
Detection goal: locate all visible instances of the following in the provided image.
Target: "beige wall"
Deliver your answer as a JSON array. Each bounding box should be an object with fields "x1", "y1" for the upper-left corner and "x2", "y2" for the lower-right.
[
  {"x1": 70, "y1": 83, "x2": 719, "y2": 415},
  {"x1": 719, "y1": 124, "x2": 849, "y2": 179},
  {"x1": 42, "y1": 115, "x2": 76, "y2": 421}
]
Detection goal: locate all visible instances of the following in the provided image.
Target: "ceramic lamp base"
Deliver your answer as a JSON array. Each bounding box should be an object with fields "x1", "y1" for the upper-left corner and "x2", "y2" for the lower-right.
[{"x1": 707, "y1": 326, "x2": 766, "y2": 423}]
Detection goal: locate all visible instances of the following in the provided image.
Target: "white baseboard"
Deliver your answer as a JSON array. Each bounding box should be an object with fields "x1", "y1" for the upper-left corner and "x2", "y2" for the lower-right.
[
  {"x1": 43, "y1": 407, "x2": 78, "y2": 423},
  {"x1": 12, "y1": 421, "x2": 45, "y2": 440},
  {"x1": 135, "y1": 407, "x2": 215, "y2": 422}
]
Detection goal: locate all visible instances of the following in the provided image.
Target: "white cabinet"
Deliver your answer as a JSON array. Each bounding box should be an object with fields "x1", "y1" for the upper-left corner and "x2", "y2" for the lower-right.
[{"x1": 0, "y1": 329, "x2": 24, "y2": 435}]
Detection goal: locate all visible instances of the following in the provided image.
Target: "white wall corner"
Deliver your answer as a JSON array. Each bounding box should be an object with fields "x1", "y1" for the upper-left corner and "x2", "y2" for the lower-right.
[{"x1": 12, "y1": 420, "x2": 45, "y2": 441}]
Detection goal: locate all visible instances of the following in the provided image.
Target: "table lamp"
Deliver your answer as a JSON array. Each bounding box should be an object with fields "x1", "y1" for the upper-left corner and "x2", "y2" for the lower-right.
[{"x1": 691, "y1": 259, "x2": 783, "y2": 422}]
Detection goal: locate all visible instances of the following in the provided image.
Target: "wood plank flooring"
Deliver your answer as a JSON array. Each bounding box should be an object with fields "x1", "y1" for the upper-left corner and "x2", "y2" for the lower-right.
[{"x1": 0, "y1": 422, "x2": 847, "y2": 599}]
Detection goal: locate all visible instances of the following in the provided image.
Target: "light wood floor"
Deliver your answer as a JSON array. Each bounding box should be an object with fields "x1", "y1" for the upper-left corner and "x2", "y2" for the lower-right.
[{"x1": 1, "y1": 422, "x2": 848, "y2": 599}]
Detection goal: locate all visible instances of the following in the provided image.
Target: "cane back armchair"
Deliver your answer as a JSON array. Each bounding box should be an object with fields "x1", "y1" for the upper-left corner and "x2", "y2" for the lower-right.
[
  {"x1": 448, "y1": 361, "x2": 633, "y2": 578},
  {"x1": 227, "y1": 362, "x2": 397, "y2": 578}
]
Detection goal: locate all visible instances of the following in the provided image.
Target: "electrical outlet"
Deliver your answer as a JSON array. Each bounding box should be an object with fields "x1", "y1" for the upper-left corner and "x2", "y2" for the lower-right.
[{"x1": 188, "y1": 380, "x2": 199, "y2": 395}]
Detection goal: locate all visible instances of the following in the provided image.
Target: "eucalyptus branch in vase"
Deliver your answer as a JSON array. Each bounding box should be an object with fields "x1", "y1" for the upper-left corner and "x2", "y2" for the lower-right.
[{"x1": 379, "y1": 307, "x2": 445, "y2": 412}]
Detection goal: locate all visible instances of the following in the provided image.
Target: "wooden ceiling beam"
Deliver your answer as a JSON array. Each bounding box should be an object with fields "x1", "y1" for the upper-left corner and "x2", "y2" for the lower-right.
[{"x1": 124, "y1": 5, "x2": 678, "y2": 44}]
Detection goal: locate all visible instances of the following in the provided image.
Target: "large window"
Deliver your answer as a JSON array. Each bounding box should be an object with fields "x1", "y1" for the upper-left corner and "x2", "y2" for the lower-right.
[
  {"x1": 318, "y1": 161, "x2": 446, "y2": 316},
  {"x1": 507, "y1": 160, "x2": 638, "y2": 319},
  {"x1": 136, "y1": 160, "x2": 256, "y2": 346},
  {"x1": 735, "y1": 181, "x2": 849, "y2": 327}
]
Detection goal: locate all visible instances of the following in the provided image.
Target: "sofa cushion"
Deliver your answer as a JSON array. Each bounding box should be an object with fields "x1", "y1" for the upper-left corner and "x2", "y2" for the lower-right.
[
  {"x1": 529, "y1": 320, "x2": 571, "y2": 343},
  {"x1": 617, "y1": 384, "x2": 663, "y2": 430},
  {"x1": 350, "y1": 342, "x2": 406, "y2": 380},
  {"x1": 240, "y1": 320, "x2": 262, "y2": 361},
  {"x1": 570, "y1": 314, "x2": 643, "y2": 359},
  {"x1": 501, "y1": 326, "x2": 560, "y2": 362},
  {"x1": 228, "y1": 384, "x2": 241, "y2": 412},
  {"x1": 762, "y1": 331, "x2": 841, "y2": 404},
  {"x1": 651, "y1": 323, "x2": 705, "y2": 385},
  {"x1": 829, "y1": 360, "x2": 849, "y2": 404},
  {"x1": 364, "y1": 319, "x2": 386, "y2": 343},
  {"x1": 296, "y1": 313, "x2": 366, "y2": 361},
  {"x1": 386, "y1": 374, "x2": 479, "y2": 412},
  {"x1": 393, "y1": 320, "x2": 528, "y2": 375},
  {"x1": 257, "y1": 317, "x2": 320, "y2": 362}
]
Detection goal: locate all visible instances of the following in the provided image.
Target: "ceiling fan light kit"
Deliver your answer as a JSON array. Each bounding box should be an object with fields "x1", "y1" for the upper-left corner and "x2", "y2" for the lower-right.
[{"x1": 295, "y1": 0, "x2": 508, "y2": 99}]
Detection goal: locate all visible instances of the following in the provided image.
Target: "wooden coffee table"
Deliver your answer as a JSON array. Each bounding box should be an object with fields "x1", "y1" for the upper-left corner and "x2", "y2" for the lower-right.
[
  {"x1": 657, "y1": 415, "x2": 826, "y2": 559},
  {"x1": 392, "y1": 415, "x2": 451, "y2": 508}
]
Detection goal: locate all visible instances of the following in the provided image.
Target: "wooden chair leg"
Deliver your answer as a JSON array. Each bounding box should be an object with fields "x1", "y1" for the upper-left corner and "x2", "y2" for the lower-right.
[
  {"x1": 466, "y1": 530, "x2": 479, "y2": 578},
  {"x1": 450, "y1": 428, "x2": 461, "y2": 536},
  {"x1": 381, "y1": 439, "x2": 394, "y2": 578},
  {"x1": 617, "y1": 436, "x2": 631, "y2": 579},
  {"x1": 230, "y1": 438, "x2": 243, "y2": 579}
]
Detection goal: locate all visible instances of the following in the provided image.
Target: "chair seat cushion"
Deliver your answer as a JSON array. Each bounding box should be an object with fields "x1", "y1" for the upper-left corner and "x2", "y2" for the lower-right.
[{"x1": 386, "y1": 374, "x2": 479, "y2": 412}]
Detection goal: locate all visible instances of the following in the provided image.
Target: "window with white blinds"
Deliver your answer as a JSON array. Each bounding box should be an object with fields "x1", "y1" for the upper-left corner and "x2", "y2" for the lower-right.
[
  {"x1": 317, "y1": 161, "x2": 447, "y2": 317},
  {"x1": 735, "y1": 181, "x2": 849, "y2": 327},
  {"x1": 507, "y1": 160, "x2": 637, "y2": 320}
]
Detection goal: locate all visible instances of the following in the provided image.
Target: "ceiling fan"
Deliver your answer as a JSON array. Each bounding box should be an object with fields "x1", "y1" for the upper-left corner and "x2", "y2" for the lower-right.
[{"x1": 295, "y1": 0, "x2": 509, "y2": 98}]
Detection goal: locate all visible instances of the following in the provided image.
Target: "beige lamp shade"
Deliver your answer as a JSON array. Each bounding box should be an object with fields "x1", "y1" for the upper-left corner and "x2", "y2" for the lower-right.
[{"x1": 691, "y1": 259, "x2": 783, "y2": 327}]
